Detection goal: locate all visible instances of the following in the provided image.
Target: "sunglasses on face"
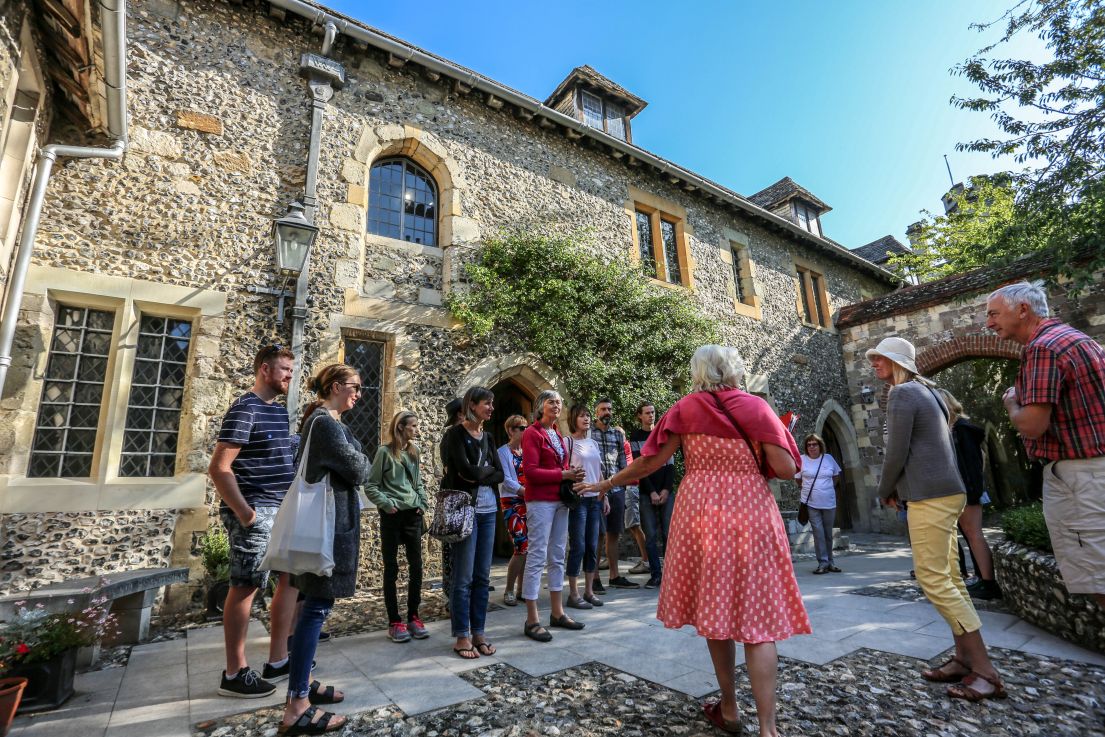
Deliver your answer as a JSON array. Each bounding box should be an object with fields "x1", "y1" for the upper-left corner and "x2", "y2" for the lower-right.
[
  {"x1": 341, "y1": 382, "x2": 363, "y2": 394},
  {"x1": 511, "y1": 425, "x2": 528, "y2": 432}
]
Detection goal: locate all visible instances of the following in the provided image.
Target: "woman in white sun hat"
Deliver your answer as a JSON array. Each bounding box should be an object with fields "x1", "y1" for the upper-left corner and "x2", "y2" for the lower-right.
[{"x1": 867, "y1": 336, "x2": 1006, "y2": 703}]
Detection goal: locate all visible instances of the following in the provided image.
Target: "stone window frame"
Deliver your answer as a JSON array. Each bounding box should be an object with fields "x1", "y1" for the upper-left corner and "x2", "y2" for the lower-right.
[
  {"x1": 792, "y1": 257, "x2": 834, "y2": 331},
  {"x1": 0, "y1": 21, "x2": 44, "y2": 275},
  {"x1": 0, "y1": 266, "x2": 225, "y2": 513},
  {"x1": 366, "y1": 156, "x2": 439, "y2": 247},
  {"x1": 720, "y1": 228, "x2": 762, "y2": 320},
  {"x1": 336, "y1": 328, "x2": 397, "y2": 461},
  {"x1": 625, "y1": 185, "x2": 695, "y2": 291}
]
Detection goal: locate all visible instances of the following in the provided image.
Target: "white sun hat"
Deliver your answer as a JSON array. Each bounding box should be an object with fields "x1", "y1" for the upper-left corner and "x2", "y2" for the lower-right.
[{"x1": 864, "y1": 336, "x2": 919, "y2": 375}]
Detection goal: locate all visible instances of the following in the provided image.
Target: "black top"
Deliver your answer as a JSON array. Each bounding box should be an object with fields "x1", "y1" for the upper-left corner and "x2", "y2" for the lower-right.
[
  {"x1": 952, "y1": 418, "x2": 986, "y2": 502},
  {"x1": 629, "y1": 428, "x2": 675, "y2": 496},
  {"x1": 440, "y1": 424, "x2": 505, "y2": 502}
]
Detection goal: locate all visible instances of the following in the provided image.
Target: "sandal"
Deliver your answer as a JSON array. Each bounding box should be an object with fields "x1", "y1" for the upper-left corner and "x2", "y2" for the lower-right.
[
  {"x1": 474, "y1": 641, "x2": 496, "y2": 656},
  {"x1": 549, "y1": 614, "x2": 584, "y2": 630},
  {"x1": 307, "y1": 680, "x2": 344, "y2": 705},
  {"x1": 278, "y1": 705, "x2": 346, "y2": 735},
  {"x1": 921, "y1": 655, "x2": 970, "y2": 683},
  {"x1": 524, "y1": 622, "x2": 552, "y2": 642},
  {"x1": 703, "y1": 701, "x2": 743, "y2": 734},
  {"x1": 947, "y1": 672, "x2": 1008, "y2": 702},
  {"x1": 453, "y1": 646, "x2": 479, "y2": 660}
]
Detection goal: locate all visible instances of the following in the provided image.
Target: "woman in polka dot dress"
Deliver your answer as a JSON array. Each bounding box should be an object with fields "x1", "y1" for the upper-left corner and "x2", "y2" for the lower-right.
[{"x1": 580, "y1": 345, "x2": 809, "y2": 736}]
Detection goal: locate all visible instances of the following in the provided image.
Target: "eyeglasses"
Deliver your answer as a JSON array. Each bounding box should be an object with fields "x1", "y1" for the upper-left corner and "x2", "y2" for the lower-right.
[
  {"x1": 341, "y1": 382, "x2": 363, "y2": 394},
  {"x1": 511, "y1": 425, "x2": 528, "y2": 432}
]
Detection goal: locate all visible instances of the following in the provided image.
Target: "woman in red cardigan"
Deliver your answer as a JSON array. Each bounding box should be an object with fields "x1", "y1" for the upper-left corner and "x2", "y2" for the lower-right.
[{"x1": 519, "y1": 389, "x2": 585, "y2": 642}]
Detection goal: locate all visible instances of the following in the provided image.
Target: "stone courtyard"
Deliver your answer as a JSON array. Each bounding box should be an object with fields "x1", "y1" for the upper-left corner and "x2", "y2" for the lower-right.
[{"x1": 10, "y1": 537, "x2": 1105, "y2": 737}]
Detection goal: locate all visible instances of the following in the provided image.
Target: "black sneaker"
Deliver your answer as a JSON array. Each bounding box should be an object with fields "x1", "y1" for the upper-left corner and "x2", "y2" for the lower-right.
[
  {"x1": 609, "y1": 576, "x2": 640, "y2": 589},
  {"x1": 970, "y1": 579, "x2": 1003, "y2": 600},
  {"x1": 262, "y1": 659, "x2": 315, "y2": 682},
  {"x1": 218, "y1": 667, "x2": 276, "y2": 698},
  {"x1": 644, "y1": 576, "x2": 662, "y2": 589},
  {"x1": 592, "y1": 580, "x2": 607, "y2": 595}
]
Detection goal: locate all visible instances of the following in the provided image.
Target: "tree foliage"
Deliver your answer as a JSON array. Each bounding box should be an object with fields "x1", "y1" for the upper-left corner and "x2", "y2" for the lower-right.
[
  {"x1": 941, "y1": 0, "x2": 1105, "y2": 288},
  {"x1": 446, "y1": 229, "x2": 720, "y2": 424}
]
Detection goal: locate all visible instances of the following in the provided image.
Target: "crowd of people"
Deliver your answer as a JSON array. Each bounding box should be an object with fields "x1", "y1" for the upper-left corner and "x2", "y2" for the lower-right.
[{"x1": 205, "y1": 280, "x2": 1103, "y2": 736}]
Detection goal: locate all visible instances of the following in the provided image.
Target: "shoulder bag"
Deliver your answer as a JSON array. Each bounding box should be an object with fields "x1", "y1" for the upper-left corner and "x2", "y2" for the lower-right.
[
  {"x1": 797, "y1": 455, "x2": 824, "y2": 527},
  {"x1": 428, "y1": 433, "x2": 477, "y2": 544},
  {"x1": 558, "y1": 436, "x2": 582, "y2": 510},
  {"x1": 709, "y1": 392, "x2": 770, "y2": 478}
]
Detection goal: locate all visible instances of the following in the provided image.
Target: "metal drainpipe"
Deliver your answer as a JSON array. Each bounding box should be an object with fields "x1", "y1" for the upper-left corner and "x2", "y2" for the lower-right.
[
  {"x1": 0, "y1": 0, "x2": 129, "y2": 395},
  {"x1": 284, "y1": 21, "x2": 340, "y2": 423}
]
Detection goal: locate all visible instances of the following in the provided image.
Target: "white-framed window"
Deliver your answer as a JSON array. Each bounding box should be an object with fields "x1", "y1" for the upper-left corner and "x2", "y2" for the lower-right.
[
  {"x1": 794, "y1": 201, "x2": 822, "y2": 236},
  {"x1": 579, "y1": 90, "x2": 628, "y2": 141}
]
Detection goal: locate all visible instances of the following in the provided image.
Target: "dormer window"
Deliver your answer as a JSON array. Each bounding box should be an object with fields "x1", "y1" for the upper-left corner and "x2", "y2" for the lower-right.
[
  {"x1": 794, "y1": 201, "x2": 821, "y2": 236},
  {"x1": 545, "y1": 65, "x2": 646, "y2": 145},
  {"x1": 580, "y1": 91, "x2": 626, "y2": 140}
]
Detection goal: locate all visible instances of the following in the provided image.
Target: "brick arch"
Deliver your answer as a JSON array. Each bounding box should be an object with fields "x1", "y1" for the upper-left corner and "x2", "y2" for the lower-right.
[{"x1": 916, "y1": 334, "x2": 1021, "y2": 376}]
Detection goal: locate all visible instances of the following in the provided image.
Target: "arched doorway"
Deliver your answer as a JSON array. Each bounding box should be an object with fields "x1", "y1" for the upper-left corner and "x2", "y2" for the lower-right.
[
  {"x1": 814, "y1": 399, "x2": 864, "y2": 531},
  {"x1": 489, "y1": 379, "x2": 535, "y2": 557}
]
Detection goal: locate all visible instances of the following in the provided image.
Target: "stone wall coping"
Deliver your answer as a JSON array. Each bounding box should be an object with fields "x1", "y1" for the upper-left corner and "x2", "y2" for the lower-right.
[{"x1": 0, "y1": 567, "x2": 189, "y2": 620}]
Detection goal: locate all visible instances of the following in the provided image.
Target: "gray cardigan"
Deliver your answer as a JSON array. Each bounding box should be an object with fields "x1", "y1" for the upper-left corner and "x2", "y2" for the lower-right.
[
  {"x1": 292, "y1": 408, "x2": 370, "y2": 600},
  {"x1": 877, "y1": 381, "x2": 965, "y2": 504}
]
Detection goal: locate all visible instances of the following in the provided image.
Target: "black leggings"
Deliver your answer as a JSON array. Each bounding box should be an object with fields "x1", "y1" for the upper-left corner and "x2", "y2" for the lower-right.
[{"x1": 380, "y1": 508, "x2": 424, "y2": 623}]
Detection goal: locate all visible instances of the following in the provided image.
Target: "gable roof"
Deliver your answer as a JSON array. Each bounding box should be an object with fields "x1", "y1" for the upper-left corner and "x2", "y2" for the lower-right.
[
  {"x1": 748, "y1": 177, "x2": 831, "y2": 213},
  {"x1": 852, "y1": 235, "x2": 912, "y2": 265},
  {"x1": 544, "y1": 65, "x2": 648, "y2": 118}
]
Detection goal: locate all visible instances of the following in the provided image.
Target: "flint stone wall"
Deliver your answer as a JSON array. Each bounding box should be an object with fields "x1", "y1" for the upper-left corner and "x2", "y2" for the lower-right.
[
  {"x1": 993, "y1": 539, "x2": 1105, "y2": 654},
  {"x1": 1, "y1": 0, "x2": 890, "y2": 603}
]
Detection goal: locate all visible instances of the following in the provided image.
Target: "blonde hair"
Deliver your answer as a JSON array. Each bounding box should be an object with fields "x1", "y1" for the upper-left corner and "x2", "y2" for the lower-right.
[
  {"x1": 690, "y1": 345, "x2": 746, "y2": 392},
  {"x1": 386, "y1": 410, "x2": 420, "y2": 461},
  {"x1": 936, "y1": 388, "x2": 968, "y2": 425}
]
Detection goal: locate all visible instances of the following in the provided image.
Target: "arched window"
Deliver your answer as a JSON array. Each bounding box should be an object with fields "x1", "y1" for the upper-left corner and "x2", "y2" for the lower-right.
[{"x1": 367, "y1": 157, "x2": 438, "y2": 246}]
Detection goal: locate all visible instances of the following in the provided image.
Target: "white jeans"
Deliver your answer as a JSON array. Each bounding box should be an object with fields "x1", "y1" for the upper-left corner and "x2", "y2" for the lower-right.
[{"x1": 523, "y1": 500, "x2": 569, "y2": 601}]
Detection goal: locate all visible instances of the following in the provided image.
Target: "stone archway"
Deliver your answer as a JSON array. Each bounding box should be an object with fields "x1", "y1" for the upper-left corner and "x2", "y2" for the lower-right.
[
  {"x1": 457, "y1": 352, "x2": 564, "y2": 401},
  {"x1": 813, "y1": 399, "x2": 867, "y2": 531}
]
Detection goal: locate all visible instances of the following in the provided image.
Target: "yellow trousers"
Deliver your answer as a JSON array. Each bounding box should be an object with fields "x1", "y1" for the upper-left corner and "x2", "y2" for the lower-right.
[{"x1": 908, "y1": 493, "x2": 981, "y2": 636}]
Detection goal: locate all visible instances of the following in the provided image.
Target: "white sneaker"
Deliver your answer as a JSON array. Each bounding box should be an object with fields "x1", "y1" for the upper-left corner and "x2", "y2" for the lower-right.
[{"x1": 628, "y1": 560, "x2": 650, "y2": 575}]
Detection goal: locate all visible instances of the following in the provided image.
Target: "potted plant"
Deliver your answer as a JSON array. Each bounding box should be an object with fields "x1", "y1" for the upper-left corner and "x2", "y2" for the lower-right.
[
  {"x1": 0, "y1": 677, "x2": 27, "y2": 736},
  {"x1": 0, "y1": 595, "x2": 116, "y2": 713},
  {"x1": 201, "y1": 527, "x2": 232, "y2": 617}
]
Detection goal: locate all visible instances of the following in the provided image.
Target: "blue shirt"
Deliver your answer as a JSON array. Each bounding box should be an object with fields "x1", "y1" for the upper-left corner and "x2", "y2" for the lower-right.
[{"x1": 217, "y1": 392, "x2": 295, "y2": 508}]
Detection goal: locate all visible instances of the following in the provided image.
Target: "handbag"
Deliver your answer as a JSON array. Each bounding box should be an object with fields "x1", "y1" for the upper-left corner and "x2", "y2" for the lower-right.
[
  {"x1": 797, "y1": 455, "x2": 824, "y2": 527},
  {"x1": 260, "y1": 419, "x2": 336, "y2": 577},
  {"x1": 429, "y1": 436, "x2": 478, "y2": 543},
  {"x1": 558, "y1": 436, "x2": 582, "y2": 510}
]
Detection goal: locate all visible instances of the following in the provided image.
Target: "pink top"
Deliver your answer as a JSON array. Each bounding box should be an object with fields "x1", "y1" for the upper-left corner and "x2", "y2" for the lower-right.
[{"x1": 641, "y1": 389, "x2": 801, "y2": 479}]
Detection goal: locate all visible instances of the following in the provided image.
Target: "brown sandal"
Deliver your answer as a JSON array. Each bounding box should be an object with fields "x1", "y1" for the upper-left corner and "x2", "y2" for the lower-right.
[
  {"x1": 921, "y1": 655, "x2": 970, "y2": 683},
  {"x1": 947, "y1": 672, "x2": 1008, "y2": 702},
  {"x1": 703, "y1": 701, "x2": 743, "y2": 734}
]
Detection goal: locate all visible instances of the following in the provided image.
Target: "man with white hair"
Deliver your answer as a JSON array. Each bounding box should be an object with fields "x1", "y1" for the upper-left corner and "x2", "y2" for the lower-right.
[{"x1": 986, "y1": 281, "x2": 1105, "y2": 609}]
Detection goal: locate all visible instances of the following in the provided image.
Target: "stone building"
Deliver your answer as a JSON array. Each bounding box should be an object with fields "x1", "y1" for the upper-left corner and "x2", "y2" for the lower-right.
[{"x1": 0, "y1": 0, "x2": 898, "y2": 607}]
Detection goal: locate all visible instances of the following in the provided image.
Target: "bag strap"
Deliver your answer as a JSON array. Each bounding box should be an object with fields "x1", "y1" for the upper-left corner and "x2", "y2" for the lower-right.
[
  {"x1": 709, "y1": 392, "x2": 769, "y2": 478},
  {"x1": 293, "y1": 414, "x2": 319, "y2": 482},
  {"x1": 802, "y1": 455, "x2": 825, "y2": 505}
]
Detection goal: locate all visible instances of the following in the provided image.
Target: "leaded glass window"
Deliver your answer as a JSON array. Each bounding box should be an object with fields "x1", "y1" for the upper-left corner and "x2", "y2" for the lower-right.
[
  {"x1": 604, "y1": 102, "x2": 626, "y2": 141},
  {"x1": 119, "y1": 316, "x2": 192, "y2": 477},
  {"x1": 28, "y1": 306, "x2": 113, "y2": 478},
  {"x1": 343, "y1": 338, "x2": 384, "y2": 459},
  {"x1": 581, "y1": 91, "x2": 604, "y2": 130},
  {"x1": 660, "y1": 219, "x2": 681, "y2": 285},
  {"x1": 367, "y1": 158, "x2": 438, "y2": 246},
  {"x1": 731, "y1": 246, "x2": 746, "y2": 304},
  {"x1": 635, "y1": 210, "x2": 655, "y2": 278}
]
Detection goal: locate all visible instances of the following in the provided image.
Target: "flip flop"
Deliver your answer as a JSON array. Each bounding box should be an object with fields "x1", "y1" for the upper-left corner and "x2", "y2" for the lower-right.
[
  {"x1": 703, "y1": 701, "x2": 743, "y2": 734},
  {"x1": 453, "y1": 646, "x2": 479, "y2": 660},
  {"x1": 475, "y1": 641, "x2": 496, "y2": 656}
]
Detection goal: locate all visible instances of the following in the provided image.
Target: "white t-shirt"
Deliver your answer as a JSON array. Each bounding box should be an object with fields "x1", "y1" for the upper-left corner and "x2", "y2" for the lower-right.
[
  {"x1": 565, "y1": 435, "x2": 602, "y2": 496},
  {"x1": 795, "y1": 453, "x2": 841, "y2": 509}
]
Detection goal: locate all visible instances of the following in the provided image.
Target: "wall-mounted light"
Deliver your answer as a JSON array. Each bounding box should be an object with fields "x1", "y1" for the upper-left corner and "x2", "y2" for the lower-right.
[
  {"x1": 272, "y1": 201, "x2": 319, "y2": 277},
  {"x1": 860, "y1": 385, "x2": 875, "y2": 405}
]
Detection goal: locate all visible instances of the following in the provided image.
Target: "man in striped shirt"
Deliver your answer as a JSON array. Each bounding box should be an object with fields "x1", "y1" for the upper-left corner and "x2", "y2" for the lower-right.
[
  {"x1": 987, "y1": 282, "x2": 1105, "y2": 609},
  {"x1": 209, "y1": 345, "x2": 300, "y2": 697}
]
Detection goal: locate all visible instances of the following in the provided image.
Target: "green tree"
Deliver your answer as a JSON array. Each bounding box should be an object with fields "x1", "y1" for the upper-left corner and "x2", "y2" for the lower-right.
[
  {"x1": 446, "y1": 229, "x2": 720, "y2": 423},
  {"x1": 946, "y1": 0, "x2": 1104, "y2": 289}
]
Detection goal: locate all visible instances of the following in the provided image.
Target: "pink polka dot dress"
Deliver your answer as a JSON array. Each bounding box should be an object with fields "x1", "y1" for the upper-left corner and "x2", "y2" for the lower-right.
[{"x1": 657, "y1": 433, "x2": 811, "y2": 643}]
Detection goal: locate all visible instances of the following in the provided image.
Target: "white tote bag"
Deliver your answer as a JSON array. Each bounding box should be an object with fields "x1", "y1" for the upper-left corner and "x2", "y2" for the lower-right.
[{"x1": 260, "y1": 422, "x2": 336, "y2": 577}]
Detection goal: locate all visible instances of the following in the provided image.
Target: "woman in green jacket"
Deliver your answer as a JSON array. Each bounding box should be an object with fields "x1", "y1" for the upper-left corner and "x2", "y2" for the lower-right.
[{"x1": 365, "y1": 410, "x2": 429, "y2": 643}]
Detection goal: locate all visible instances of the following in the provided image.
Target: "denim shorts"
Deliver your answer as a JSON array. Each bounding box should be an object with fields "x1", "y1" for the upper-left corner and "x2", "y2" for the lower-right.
[{"x1": 220, "y1": 506, "x2": 279, "y2": 588}]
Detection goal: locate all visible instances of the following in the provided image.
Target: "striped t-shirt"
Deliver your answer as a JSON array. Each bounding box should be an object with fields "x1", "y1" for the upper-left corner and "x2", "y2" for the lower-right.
[{"x1": 217, "y1": 392, "x2": 295, "y2": 509}]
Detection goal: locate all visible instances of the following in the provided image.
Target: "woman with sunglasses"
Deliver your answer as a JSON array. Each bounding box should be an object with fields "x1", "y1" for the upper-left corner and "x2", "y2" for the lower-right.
[
  {"x1": 279, "y1": 364, "x2": 369, "y2": 736},
  {"x1": 497, "y1": 415, "x2": 530, "y2": 606}
]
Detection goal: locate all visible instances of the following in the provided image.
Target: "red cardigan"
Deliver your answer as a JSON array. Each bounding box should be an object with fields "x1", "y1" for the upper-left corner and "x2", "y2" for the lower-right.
[{"x1": 520, "y1": 423, "x2": 568, "y2": 503}]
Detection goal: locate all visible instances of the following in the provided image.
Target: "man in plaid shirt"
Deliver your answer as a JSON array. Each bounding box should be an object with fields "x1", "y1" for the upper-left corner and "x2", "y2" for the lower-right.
[{"x1": 987, "y1": 282, "x2": 1105, "y2": 609}]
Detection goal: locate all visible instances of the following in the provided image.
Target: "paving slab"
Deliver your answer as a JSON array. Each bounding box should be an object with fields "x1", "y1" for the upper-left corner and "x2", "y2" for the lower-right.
[
  {"x1": 371, "y1": 664, "x2": 485, "y2": 715},
  {"x1": 839, "y1": 628, "x2": 951, "y2": 660}
]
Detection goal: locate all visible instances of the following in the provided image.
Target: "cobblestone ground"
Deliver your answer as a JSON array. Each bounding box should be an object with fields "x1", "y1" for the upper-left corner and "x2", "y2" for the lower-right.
[{"x1": 194, "y1": 647, "x2": 1105, "y2": 736}]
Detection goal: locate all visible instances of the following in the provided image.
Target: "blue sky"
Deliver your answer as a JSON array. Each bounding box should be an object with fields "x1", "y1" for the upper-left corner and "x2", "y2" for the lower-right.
[{"x1": 327, "y1": 1, "x2": 1045, "y2": 250}]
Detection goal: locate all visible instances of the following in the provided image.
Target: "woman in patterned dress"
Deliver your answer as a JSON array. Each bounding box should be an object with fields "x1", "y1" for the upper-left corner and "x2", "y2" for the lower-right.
[{"x1": 579, "y1": 345, "x2": 808, "y2": 736}]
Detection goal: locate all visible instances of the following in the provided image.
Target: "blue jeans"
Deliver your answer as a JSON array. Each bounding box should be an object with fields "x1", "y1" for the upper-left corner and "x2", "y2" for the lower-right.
[
  {"x1": 639, "y1": 490, "x2": 674, "y2": 575},
  {"x1": 809, "y1": 506, "x2": 836, "y2": 566},
  {"x1": 288, "y1": 595, "x2": 333, "y2": 698},
  {"x1": 449, "y1": 511, "x2": 497, "y2": 638},
  {"x1": 567, "y1": 496, "x2": 603, "y2": 577}
]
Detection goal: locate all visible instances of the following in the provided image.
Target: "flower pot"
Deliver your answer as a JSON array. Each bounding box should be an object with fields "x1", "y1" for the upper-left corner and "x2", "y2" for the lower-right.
[
  {"x1": 0, "y1": 677, "x2": 27, "y2": 736},
  {"x1": 6, "y1": 648, "x2": 76, "y2": 714},
  {"x1": 206, "y1": 579, "x2": 231, "y2": 617}
]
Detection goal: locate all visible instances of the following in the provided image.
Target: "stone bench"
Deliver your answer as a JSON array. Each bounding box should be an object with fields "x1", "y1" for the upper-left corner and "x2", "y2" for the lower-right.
[{"x1": 0, "y1": 567, "x2": 189, "y2": 646}]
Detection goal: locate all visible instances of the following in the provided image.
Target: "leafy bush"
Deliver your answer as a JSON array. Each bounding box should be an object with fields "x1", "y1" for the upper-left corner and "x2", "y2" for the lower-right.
[
  {"x1": 447, "y1": 229, "x2": 720, "y2": 423},
  {"x1": 1002, "y1": 503, "x2": 1053, "y2": 553},
  {"x1": 200, "y1": 527, "x2": 230, "y2": 582}
]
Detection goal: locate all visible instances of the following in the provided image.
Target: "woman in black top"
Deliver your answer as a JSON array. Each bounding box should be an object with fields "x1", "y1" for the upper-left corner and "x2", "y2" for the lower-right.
[{"x1": 440, "y1": 386, "x2": 505, "y2": 659}]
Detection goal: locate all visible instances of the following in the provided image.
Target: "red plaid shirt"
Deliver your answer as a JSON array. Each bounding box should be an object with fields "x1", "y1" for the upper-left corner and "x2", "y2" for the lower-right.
[{"x1": 1015, "y1": 318, "x2": 1105, "y2": 461}]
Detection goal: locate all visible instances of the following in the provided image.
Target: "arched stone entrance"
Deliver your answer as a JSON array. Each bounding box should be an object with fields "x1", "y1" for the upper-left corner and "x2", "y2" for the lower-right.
[{"x1": 813, "y1": 399, "x2": 866, "y2": 531}]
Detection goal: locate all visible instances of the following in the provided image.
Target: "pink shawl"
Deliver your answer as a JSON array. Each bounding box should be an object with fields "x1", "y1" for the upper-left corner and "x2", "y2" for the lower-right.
[{"x1": 641, "y1": 388, "x2": 801, "y2": 479}]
